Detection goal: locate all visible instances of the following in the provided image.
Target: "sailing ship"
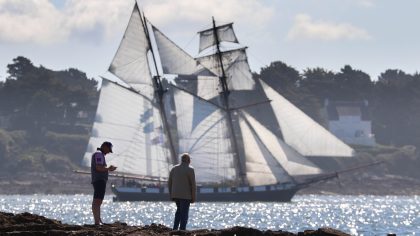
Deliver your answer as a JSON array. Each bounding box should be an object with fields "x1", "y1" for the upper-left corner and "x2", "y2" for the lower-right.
[{"x1": 81, "y1": 2, "x2": 355, "y2": 202}]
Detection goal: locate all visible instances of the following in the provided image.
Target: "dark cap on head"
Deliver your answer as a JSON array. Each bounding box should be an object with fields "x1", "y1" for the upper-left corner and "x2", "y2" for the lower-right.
[{"x1": 101, "y1": 141, "x2": 113, "y2": 153}]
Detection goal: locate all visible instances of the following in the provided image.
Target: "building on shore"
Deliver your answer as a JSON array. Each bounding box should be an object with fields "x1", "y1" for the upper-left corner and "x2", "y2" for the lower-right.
[{"x1": 324, "y1": 99, "x2": 375, "y2": 146}]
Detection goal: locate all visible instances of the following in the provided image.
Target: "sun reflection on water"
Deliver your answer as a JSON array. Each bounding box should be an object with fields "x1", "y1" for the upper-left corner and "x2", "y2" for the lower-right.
[{"x1": 0, "y1": 194, "x2": 419, "y2": 235}]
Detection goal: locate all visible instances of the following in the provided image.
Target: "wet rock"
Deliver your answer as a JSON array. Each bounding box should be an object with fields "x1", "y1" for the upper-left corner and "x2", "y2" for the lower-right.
[
  {"x1": 0, "y1": 211, "x2": 353, "y2": 236},
  {"x1": 298, "y1": 228, "x2": 351, "y2": 236}
]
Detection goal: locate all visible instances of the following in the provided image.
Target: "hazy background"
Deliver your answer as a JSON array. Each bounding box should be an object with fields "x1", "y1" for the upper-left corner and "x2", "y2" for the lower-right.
[{"x1": 0, "y1": 0, "x2": 420, "y2": 195}]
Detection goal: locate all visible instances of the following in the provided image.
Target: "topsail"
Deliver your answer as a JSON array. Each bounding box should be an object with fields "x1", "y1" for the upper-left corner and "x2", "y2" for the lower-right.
[
  {"x1": 198, "y1": 23, "x2": 239, "y2": 53},
  {"x1": 108, "y1": 4, "x2": 153, "y2": 95}
]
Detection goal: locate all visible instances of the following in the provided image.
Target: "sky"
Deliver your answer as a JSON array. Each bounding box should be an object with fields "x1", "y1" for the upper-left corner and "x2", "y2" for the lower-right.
[{"x1": 0, "y1": 0, "x2": 419, "y2": 82}]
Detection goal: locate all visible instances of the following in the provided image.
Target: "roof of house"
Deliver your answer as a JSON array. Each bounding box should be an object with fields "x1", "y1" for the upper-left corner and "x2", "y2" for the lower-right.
[{"x1": 325, "y1": 100, "x2": 370, "y2": 121}]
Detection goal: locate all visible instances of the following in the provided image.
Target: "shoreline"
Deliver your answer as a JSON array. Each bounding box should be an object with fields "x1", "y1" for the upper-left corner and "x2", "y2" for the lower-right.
[
  {"x1": 1, "y1": 172, "x2": 420, "y2": 196},
  {"x1": 0, "y1": 211, "x2": 353, "y2": 236}
]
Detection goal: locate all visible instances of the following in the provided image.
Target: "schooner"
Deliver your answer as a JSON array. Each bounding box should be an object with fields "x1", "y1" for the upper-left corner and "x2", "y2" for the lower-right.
[{"x1": 81, "y1": 2, "x2": 354, "y2": 202}]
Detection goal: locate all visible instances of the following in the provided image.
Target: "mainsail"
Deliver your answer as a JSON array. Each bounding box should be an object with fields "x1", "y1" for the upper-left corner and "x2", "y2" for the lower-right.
[
  {"x1": 82, "y1": 80, "x2": 171, "y2": 179},
  {"x1": 83, "y1": 3, "x2": 175, "y2": 178},
  {"x1": 171, "y1": 86, "x2": 237, "y2": 184}
]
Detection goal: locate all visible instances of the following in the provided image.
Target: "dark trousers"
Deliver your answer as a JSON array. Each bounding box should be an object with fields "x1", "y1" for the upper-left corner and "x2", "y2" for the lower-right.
[{"x1": 173, "y1": 198, "x2": 191, "y2": 230}]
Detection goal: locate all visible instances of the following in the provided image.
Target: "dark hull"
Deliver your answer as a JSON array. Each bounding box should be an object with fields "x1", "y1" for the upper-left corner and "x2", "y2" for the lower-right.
[{"x1": 111, "y1": 185, "x2": 301, "y2": 202}]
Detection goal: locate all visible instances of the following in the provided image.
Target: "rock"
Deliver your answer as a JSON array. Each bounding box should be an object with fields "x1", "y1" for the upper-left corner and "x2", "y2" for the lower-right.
[
  {"x1": 0, "y1": 211, "x2": 353, "y2": 236},
  {"x1": 300, "y1": 228, "x2": 351, "y2": 236}
]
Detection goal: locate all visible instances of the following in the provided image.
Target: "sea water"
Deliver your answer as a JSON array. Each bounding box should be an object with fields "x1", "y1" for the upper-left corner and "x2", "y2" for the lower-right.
[{"x1": 0, "y1": 194, "x2": 418, "y2": 235}]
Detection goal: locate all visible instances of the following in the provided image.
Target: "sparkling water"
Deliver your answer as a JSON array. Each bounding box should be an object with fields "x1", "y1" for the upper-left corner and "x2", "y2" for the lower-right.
[{"x1": 0, "y1": 194, "x2": 419, "y2": 235}]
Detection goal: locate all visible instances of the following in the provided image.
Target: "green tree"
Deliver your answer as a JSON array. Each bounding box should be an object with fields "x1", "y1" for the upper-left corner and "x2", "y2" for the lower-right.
[
  {"x1": 257, "y1": 61, "x2": 323, "y2": 123},
  {"x1": 334, "y1": 65, "x2": 373, "y2": 101},
  {"x1": 259, "y1": 61, "x2": 300, "y2": 94},
  {"x1": 301, "y1": 67, "x2": 336, "y2": 102},
  {"x1": 6, "y1": 56, "x2": 35, "y2": 80},
  {"x1": 372, "y1": 70, "x2": 420, "y2": 147},
  {"x1": 26, "y1": 90, "x2": 60, "y2": 133},
  {"x1": 2, "y1": 56, "x2": 98, "y2": 132}
]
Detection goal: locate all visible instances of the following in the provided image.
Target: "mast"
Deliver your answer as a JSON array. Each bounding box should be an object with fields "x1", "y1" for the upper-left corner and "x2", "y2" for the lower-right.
[
  {"x1": 140, "y1": 8, "x2": 178, "y2": 165},
  {"x1": 212, "y1": 17, "x2": 247, "y2": 185}
]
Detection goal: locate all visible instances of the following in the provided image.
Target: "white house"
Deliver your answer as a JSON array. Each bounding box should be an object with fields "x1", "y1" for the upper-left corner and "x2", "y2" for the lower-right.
[{"x1": 324, "y1": 99, "x2": 375, "y2": 146}]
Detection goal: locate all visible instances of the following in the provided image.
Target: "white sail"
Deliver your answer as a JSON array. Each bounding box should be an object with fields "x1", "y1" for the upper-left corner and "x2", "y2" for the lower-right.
[
  {"x1": 196, "y1": 75, "x2": 222, "y2": 101},
  {"x1": 238, "y1": 114, "x2": 292, "y2": 186},
  {"x1": 171, "y1": 85, "x2": 237, "y2": 184},
  {"x1": 199, "y1": 23, "x2": 238, "y2": 53},
  {"x1": 241, "y1": 111, "x2": 322, "y2": 176},
  {"x1": 108, "y1": 3, "x2": 153, "y2": 91},
  {"x1": 260, "y1": 80, "x2": 354, "y2": 157},
  {"x1": 197, "y1": 48, "x2": 255, "y2": 91},
  {"x1": 82, "y1": 80, "x2": 171, "y2": 178},
  {"x1": 152, "y1": 26, "x2": 212, "y2": 76},
  {"x1": 171, "y1": 74, "x2": 221, "y2": 105},
  {"x1": 224, "y1": 49, "x2": 255, "y2": 90}
]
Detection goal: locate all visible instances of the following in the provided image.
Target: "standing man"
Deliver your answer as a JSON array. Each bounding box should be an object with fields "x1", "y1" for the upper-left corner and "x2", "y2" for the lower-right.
[
  {"x1": 91, "y1": 141, "x2": 117, "y2": 225},
  {"x1": 168, "y1": 153, "x2": 196, "y2": 230}
]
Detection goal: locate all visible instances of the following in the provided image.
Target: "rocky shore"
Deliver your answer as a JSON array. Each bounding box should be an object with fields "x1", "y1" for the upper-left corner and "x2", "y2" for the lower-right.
[{"x1": 0, "y1": 211, "x2": 352, "y2": 236}]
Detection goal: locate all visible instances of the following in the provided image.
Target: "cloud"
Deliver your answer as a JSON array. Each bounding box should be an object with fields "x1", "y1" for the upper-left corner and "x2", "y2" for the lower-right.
[
  {"x1": 286, "y1": 14, "x2": 372, "y2": 41},
  {"x1": 0, "y1": 0, "x2": 67, "y2": 44},
  {"x1": 132, "y1": 0, "x2": 274, "y2": 32},
  {"x1": 0, "y1": 0, "x2": 273, "y2": 45},
  {"x1": 63, "y1": 0, "x2": 132, "y2": 39},
  {"x1": 0, "y1": 0, "x2": 131, "y2": 44}
]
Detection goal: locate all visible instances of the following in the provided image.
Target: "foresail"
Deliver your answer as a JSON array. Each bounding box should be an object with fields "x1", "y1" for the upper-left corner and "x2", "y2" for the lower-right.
[
  {"x1": 152, "y1": 26, "x2": 212, "y2": 76},
  {"x1": 238, "y1": 114, "x2": 292, "y2": 186},
  {"x1": 171, "y1": 85, "x2": 237, "y2": 184},
  {"x1": 197, "y1": 48, "x2": 255, "y2": 91},
  {"x1": 109, "y1": 3, "x2": 153, "y2": 91},
  {"x1": 82, "y1": 80, "x2": 171, "y2": 179},
  {"x1": 260, "y1": 80, "x2": 354, "y2": 157},
  {"x1": 241, "y1": 111, "x2": 322, "y2": 176},
  {"x1": 198, "y1": 23, "x2": 238, "y2": 53}
]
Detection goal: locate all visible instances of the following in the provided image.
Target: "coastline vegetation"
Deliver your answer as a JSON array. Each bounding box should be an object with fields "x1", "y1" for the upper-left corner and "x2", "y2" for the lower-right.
[{"x1": 0, "y1": 56, "x2": 419, "y2": 181}]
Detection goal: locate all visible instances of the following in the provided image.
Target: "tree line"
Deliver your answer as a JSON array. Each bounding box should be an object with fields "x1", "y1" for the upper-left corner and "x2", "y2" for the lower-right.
[
  {"x1": 0, "y1": 57, "x2": 98, "y2": 172},
  {"x1": 0, "y1": 56, "x2": 98, "y2": 135},
  {"x1": 0, "y1": 56, "x2": 419, "y2": 170}
]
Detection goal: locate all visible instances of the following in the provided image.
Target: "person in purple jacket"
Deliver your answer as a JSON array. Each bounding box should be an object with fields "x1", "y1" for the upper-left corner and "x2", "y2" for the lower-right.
[{"x1": 91, "y1": 141, "x2": 117, "y2": 225}]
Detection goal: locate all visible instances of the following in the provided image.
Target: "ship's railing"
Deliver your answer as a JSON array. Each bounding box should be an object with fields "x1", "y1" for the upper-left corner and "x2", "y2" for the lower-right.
[
  {"x1": 115, "y1": 182, "x2": 297, "y2": 194},
  {"x1": 194, "y1": 183, "x2": 296, "y2": 194},
  {"x1": 145, "y1": 188, "x2": 160, "y2": 193},
  {"x1": 236, "y1": 187, "x2": 250, "y2": 192}
]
